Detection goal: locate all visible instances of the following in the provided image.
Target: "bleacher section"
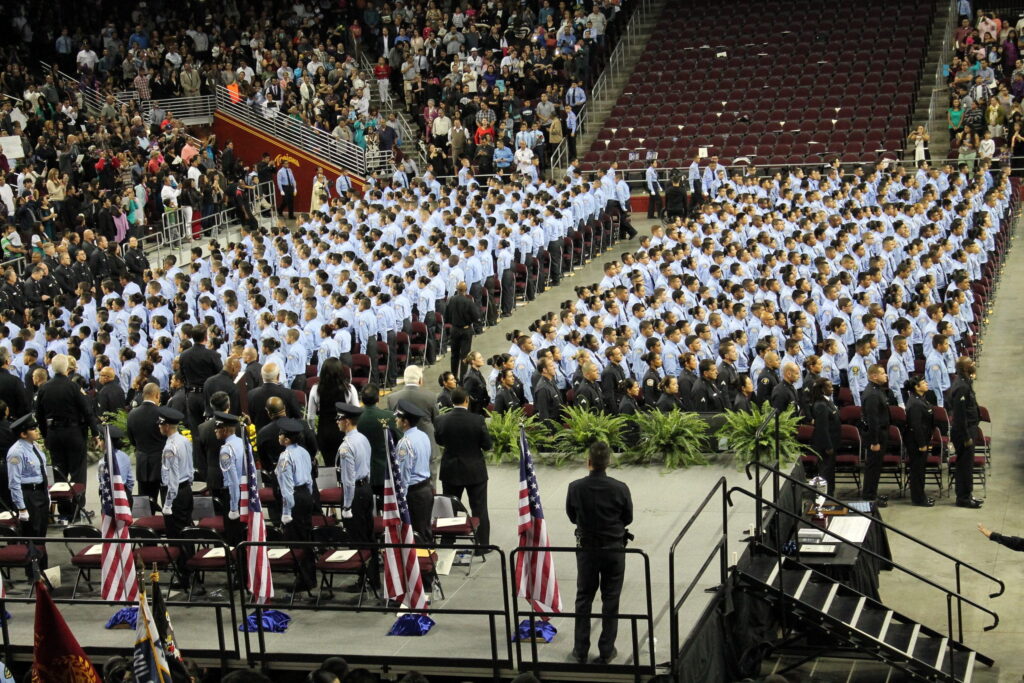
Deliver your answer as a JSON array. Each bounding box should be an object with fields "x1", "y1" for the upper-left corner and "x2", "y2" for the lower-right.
[{"x1": 586, "y1": 0, "x2": 937, "y2": 172}]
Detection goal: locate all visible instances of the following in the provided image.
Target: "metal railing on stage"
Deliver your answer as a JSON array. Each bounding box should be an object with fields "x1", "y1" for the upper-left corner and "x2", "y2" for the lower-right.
[
  {"x1": 0, "y1": 534, "x2": 241, "y2": 672},
  {"x1": 140, "y1": 95, "x2": 215, "y2": 125},
  {"x1": 235, "y1": 539, "x2": 514, "y2": 681},
  {"x1": 509, "y1": 545, "x2": 656, "y2": 682},
  {"x1": 158, "y1": 180, "x2": 277, "y2": 258}
]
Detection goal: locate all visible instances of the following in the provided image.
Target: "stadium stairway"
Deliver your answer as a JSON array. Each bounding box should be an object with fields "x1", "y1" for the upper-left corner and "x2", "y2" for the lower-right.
[
  {"x1": 908, "y1": 0, "x2": 958, "y2": 163},
  {"x1": 573, "y1": 0, "x2": 668, "y2": 161},
  {"x1": 736, "y1": 550, "x2": 992, "y2": 682}
]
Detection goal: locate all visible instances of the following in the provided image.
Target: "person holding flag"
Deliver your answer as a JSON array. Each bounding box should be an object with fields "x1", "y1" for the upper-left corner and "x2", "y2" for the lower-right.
[
  {"x1": 97, "y1": 425, "x2": 138, "y2": 604},
  {"x1": 276, "y1": 418, "x2": 316, "y2": 597},
  {"x1": 565, "y1": 441, "x2": 633, "y2": 665},
  {"x1": 215, "y1": 412, "x2": 247, "y2": 547},
  {"x1": 515, "y1": 425, "x2": 561, "y2": 641}
]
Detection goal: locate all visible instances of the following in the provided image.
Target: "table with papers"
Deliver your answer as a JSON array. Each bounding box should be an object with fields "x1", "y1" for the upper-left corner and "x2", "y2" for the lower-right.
[{"x1": 797, "y1": 502, "x2": 893, "y2": 600}]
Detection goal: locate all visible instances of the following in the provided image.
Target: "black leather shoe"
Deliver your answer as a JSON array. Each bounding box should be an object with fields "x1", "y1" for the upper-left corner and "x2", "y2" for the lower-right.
[
  {"x1": 568, "y1": 649, "x2": 587, "y2": 664},
  {"x1": 912, "y1": 498, "x2": 935, "y2": 507},
  {"x1": 875, "y1": 496, "x2": 889, "y2": 508},
  {"x1": 956, "y1": 498, "x2": 983, "y2": 508},
  {"x1": 594, "y1": 647, "x2": 618, "y2": 665}
]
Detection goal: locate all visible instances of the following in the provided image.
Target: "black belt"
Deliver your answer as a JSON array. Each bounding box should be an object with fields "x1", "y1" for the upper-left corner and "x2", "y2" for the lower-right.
[
  {"x1": 355, "y1": 477, "x2": 369, "y2": 487},
  {"x1": 177, "y1": 481, "x2": 191, "y2": 488},
  {"x1": 185, "y1": 387, "x2": 203, "y2": 393},
  {"x1": 408, "y1": 480, "x2": 431, "y2": 491},
  {"x1": 22, "y1": 483, "x2": 46, "y2": 491},
  {"x1": 46, "y1": 419, "x2": 74, "y2": 428}
]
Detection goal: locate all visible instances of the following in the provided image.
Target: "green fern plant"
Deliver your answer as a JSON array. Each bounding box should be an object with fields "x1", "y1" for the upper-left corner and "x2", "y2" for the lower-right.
[
  {"x1": 553, "y1": 406, "x2": 627, "y2": 466},
  {"x1": 717, "y1": 403, "x2": 807, "y2": 468},
  {"x1": 484, "y1": 407, "x2": 554, "y2": 465},
  {"x1": 625, "y1": 410, "x2": 711, "y2": 468}
]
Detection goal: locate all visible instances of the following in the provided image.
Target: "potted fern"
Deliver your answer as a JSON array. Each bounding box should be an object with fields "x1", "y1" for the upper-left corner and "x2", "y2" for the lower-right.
[
  {"x1": 485, "y1": 407, "x2": 554, "y2": 465},
  {"x1": 553, "y1": 406, "x2": 627, "y2": 466},
  {"x1": 623, "y1": 410, "x2": 711, "y2": 468},
  {"x1": 716, "y1": 403, "x2": 807, "y2": 468}
]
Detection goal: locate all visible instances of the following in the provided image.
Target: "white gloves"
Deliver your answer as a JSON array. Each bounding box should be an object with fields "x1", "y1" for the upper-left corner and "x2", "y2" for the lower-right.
[
  {"x1": 341, "y1": 508, "x2": 353, "y2": 519},
  {"x1": 281, "y1": 514, "x2": 293, "y2": 524},
  {"x1": 228, "y1": 510, "x2": 240, "y2": 520},
  {"x1": 162, "y1": 504, "x2": 173, "y2": 516},
  {"x1": 18, "y1": 510, "x2": 29, "y2": 522}
]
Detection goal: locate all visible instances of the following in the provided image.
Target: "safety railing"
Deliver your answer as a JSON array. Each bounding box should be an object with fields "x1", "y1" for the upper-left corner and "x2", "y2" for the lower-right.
[
  {"x1": 140, "y1": 95, "x2": 215, "y2": 126},
  {"x1": 735, "y1": 462, "x2": 1004, "y2": 641},
  {"x1": 159, "y1": 180, "x2": 276, "y2": 258},
  {"x1": 0, "y1": 534, "x2": 241, "y2": 672},
  {"x1": 510, "y1": 545, "x2": 656, "y2": 681},
  {"x1": 357, "y1": 53, "x2": 436, "y2": 171},
  {"x1": 236, "y1": 539, "x2": 514, "y2": 680},
  {"x1": 214, "y1": 86, "x2": 369, "y2": 175},
  {"x1": 550, "y1": 0, "x2": 659, "y2": 171},
  {"x1": 667, "y1": 477, "x2": 729, "y2": 661},
  {"x1": 927, "y1": 0, "x2": 958, "y2": 138}
]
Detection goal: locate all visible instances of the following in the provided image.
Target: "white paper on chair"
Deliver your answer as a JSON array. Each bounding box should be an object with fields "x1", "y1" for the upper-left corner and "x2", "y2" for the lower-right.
[
  {"x1": 326, "y1": 549, "x2": 357, "y2": 563},
  {"x1": 267, "y1": 548, "x2": 290, "y2": 559},
  {"x1": 49, "y1": 483, "x2": 71, "y2": 492},
  {"x1": 0, "y1": 511, "x2": 14, "y2": 520},
  {"x1": 435, "y1": 517, "x2": 466, "y2": 528},
  {"x1": 204, "y1": 548, "x2": 226, "y2": 559},
  {"x1": 434, "y1": 548, "x2": 457, "y2": 576},
  {"x1": 83, "y1": 544, "x2": 102, "y2": 556}
]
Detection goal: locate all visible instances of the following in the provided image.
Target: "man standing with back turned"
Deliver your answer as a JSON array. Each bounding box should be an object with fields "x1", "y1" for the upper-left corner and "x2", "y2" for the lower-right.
[
  {"x1": 445, "y1": 282, "x2": 481, "y2": 379},
  {"x1": 566, "y1": 441, "x2": 633, "y2": 666}
]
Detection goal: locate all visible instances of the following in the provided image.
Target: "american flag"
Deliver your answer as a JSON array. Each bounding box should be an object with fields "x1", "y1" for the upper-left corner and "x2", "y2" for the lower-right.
[
  {"x1": 243, "y1": 439, "x2": 273, "y2": 604},
  {"x1": 515, "y1": 427, "x2": 561, "y2": 615},
  {"x1": 381, "y1": 429, "x2": 428, "y2": 612},
  {"x1": 99, "y1": 426, "x2": 139, "y2": 602}
]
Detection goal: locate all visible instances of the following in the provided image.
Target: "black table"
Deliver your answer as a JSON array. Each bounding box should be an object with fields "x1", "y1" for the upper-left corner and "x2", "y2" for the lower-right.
[{"x1": 795, "y1": 503, "x2": 893, "y2": 600}]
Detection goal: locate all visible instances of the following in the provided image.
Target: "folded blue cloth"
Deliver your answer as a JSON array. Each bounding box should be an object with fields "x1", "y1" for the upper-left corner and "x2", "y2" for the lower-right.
[
  {"x1": 105, "y1": 606, "x2": 138, "y2": 630},
  {"x1": 387, "y1": 614, "x2": 435, "y2": 636},
  {"x1": 512, "y1": 619, "x2": 557, "y2": 643},
  {"x1": 238, "y1": 609, "x2": 291, "y2": 633}
]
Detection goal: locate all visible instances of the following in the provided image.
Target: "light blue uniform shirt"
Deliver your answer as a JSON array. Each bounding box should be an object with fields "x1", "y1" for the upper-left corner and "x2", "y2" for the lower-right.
[
  {"x1": 98, "y1": 448, "x2": 134, "y2": 497},
  {"x1": 161, "y1": 432, "x2": 194, "y2": 506},
  {"x1": 219, "y1": 434, "x2": 246, "y2": 513},
  {"x1": 925, "y1": 351, "x2": 950, "y2": 407},
  {"x1": 337, "y1": 429, "x2": 371, "y2": 509},
  {"x1": 7, "y1": 439, "x2": 47, "y2": 510},
  {"x1": 396, "y1": 425, "x2": 431, "y2": 488},
  {"x1": 848, "y1": 354, "x2": 869, "y2": 407},
  {"x1": 276, "y1": 443, "x2": 313, "y2": 516}
]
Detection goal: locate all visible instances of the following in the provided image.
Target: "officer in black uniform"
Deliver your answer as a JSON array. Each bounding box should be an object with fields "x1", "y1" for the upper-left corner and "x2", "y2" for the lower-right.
[
  {"x1": 178, "y1": 324, "x2": 223, "y2": 433},
  {"x1": 127, "y1": 382, "x2": 165, "y2": 505},
  {"x1": 949, "y1": 357, "x2": 983, "y2": 508},
  {"x1": 533, "y1": 358, "x2": 564, "y2": 432},
  {"x1": 904, "y1": 376, "x2": 936, "y2": 507},
  {"x1": 35, "y1": 354, "x2": 98, "y2": 519},
  {"x1": 770, "y1": 362, "x2": 801, "y2": 416},
  {"x1": 573, "y1": 362, "x2": 603, "y2": 412},
  {"x1": 755, "y1": 352, "x2": 781, "y2": 406},
  {"x1": 566, "y1": 441, "x2": 633, "y2": 666},
  {"x1": 640, "y1": 352, "x2": 662, "y2": 407},
  {"x1": 691, "y1": 360, "x2": 728, "y2": 411},
  {"x1": 446, "y1": 282, "x2": 482, "y2": 379},
  {"x1": 861, "y1": 364, "x2": 893, "y2": 507}
]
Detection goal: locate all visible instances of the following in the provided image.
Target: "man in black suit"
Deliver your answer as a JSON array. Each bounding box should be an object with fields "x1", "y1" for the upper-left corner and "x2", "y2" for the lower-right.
[
  {"x1": 95, "y1": 366, "x2": 126, "y2": 416},
  {"x1": 770, "y1": 362, "x2": 801, "y2": 416},
  {"x1": 0, "y1": 348, "x2": 27, "y2": 419},
  {"x1": 126, "y1": 382, "x2": 166, "y2": 504},
  {"x1": 241, "y1": 347, "x2": 263, "y2": 390},
  {"x1": 245, "y1": 362, "x2": 302, "y2": 432},
  {"x1": 203, "y1": 356, "x2": 241, "y2": 417},
  {"x1": 435, "y1": 388, "x2": 493, "y2": 551},
  {"x1": 179, "y1": 324, "x2": 223, "y2": 433}
]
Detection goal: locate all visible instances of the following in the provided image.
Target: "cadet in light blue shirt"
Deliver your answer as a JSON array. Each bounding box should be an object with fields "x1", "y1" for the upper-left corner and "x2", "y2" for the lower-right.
[
  {"x1": 848, "y1": 342, "x2": 872, "y2": 406},
  {"x1": 275, "y1": 418, "x2": 316, "y2": 591},
  {"x1": 7, "y1": 414, "x2": 49, "y2": 540},
  {"x1": 335, "y1": 404, "x2": 371, "y2": 513},
  {"x1": 215, "y1": 411, "x2": 247, "y2": 546},
  {"x1": 925, "y1": 335, "x2": 951, "y2": 407},
  {"x1": 394, "y1": 400, "x2": 433, "y2": 539},
  {"x1": 159, "y1": 408, "x2": 193, "y2": 515}
]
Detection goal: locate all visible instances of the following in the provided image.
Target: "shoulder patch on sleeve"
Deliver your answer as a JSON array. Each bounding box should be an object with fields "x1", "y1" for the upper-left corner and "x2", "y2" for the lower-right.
[
  {"x1": 6, "y1": 456, "x2": 18, "y2": 465},
  {"x1": 277, "y1": 453, "x2": 290, "y2": 469},
  {"x1": 645, "y1": 378, "x2": 654, "y2": 387},
  {"x1": 851, "y1": 366, "x2": 859, "y2": 375},
  {"x1": 760, "y1": 377, "x2": 769, "y2": 385},
  {"x1": 930, "y1": 365, "x2": 941, "y2": 373}
]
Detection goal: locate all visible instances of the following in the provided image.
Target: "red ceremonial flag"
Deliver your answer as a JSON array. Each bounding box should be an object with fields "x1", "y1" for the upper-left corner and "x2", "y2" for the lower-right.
[
  {"x1": 99, "y1": 426, "x2": 138, "y2": 602},
  {"x1": 381, "y1": 430, "x2": 428, "y2": 612},
  {"x1": 515, "y1": 427, "x2": 562, "y2": 616},
  {"x1": 31, "y1": 581, "x2": 102, "y2": 682}
]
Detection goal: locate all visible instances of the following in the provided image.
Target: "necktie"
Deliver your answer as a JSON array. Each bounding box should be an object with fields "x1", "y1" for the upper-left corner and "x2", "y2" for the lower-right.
[{"x1": 33, "y1": 445, "x2": 48, "y2": 486}]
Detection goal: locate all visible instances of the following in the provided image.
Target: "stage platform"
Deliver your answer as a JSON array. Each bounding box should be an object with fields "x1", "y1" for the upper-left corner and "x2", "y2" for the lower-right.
[{"x1": 0, "y1": 456, "x2": 760, "y2": 681}]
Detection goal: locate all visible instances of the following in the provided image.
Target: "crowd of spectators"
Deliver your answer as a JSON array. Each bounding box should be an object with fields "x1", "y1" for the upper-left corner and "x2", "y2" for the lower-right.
[{"x1": 946, "y1": 7, "x2": 1024, "y2": 173}]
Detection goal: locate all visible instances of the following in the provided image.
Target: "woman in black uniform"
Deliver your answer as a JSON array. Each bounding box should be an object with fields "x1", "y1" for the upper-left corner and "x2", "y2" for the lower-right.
[
  {"x1": 904, "y1": 376, "x2": 936, "y2": 507},
  {"x1": 460, "y1": 351, "x2": 490, "y2": 414},
  {"x1": 809, "y1": 377, "x2": 840, "y2": 496}
]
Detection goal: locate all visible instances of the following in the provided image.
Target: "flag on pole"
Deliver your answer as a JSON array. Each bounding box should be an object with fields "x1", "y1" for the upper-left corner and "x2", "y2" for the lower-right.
[
  {"x1": 33, "y1": 581, "x2": 102, "y2": 682},
  {"x1": 515, "y1": 426, "x2": 562, "y2": 616},
  {"x1": 133, "y1": 583, "x2": 171, "y2": 683},
  {"x1": 99, "y1": 426, "x2": 138, "y2": 603},
  {"x1": 242, "y1": 438, "x2": 272, "y2": 604},
  {"x1": 149, "y1": 573, "x2": 190, "y2": 682},
  {"x1": 381, "y1": 429, "x2": 428, "y2": 613}
]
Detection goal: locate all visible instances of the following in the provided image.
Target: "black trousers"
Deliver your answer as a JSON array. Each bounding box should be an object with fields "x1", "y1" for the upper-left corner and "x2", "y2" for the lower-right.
[
  {"x1": 406, "y1": 480, "x2": 433, "y2": 541},
  {"x1": 647, "y1": 191, "x2": 662, "y2": 218},
  {"x1": 817, "y1": 448, "x2": 835, "y2": 496},
  {"x1": 951, "y1": 430, "x2": 975, "y2": 500},
  {"x1": 216, "y1": 487, "x2": 246, "y2": 547},
  {"x1": 286, "y1": 485, "x2": 316, "y2": 592},
  {"x1": 450, "y1": 327, "x2": 474, "y2": 379},
  {"x1": 548, "y1": 239, "x2": 563, "y2": 285},
  {"x1": 46, "y1": 426, "x2": 87, "y2": 518},
  {"x1": 166, "y1": 483, "x2": 194, "y2": 588},
  {"x1": 343, "y1": 481, "x2": 379, "y2": 589},
  {"x1": 500, "y1": 270, "x2": 515, "y2": 317},
  {"x1": 278, "y1": 187, "x2": 295, "y2": 218},
  {"x1": 183, "y1": 392, "x2": 205, "y2": 435},
  {"x1": 364, "y1": 337, "x2": 380, "y2": 384},
  {"x1": 441, "y1": 480, "x2": 489, "y2": 547},
  {"x1": 574, "y1": 545, "x2": 626, "y2": 659},
  {"x1": 907, "y1": 446, "x2": 929, "y2": 504},
  {"x1": 21, "y1": 487, "x2": 49, "y2": 577},
  {"x1": 861, "y1": 432, "x2": 888, "y2": 501}
]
